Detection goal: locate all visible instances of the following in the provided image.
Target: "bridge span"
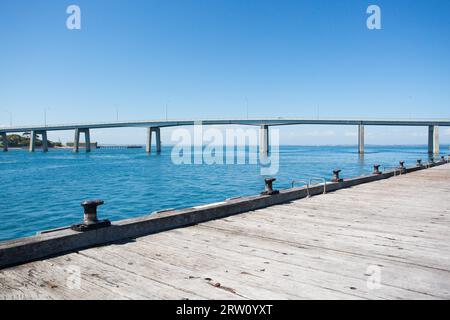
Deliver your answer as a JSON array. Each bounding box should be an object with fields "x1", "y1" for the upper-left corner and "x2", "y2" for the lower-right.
[{"x1": 1, "y1": 118, "x2": 449, "y2": 155}]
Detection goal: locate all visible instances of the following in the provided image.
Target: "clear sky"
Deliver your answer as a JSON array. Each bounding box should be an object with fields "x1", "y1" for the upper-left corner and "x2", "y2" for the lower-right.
[{"x1": 1, "y1": 0, "x2": 450, "y2": 145}]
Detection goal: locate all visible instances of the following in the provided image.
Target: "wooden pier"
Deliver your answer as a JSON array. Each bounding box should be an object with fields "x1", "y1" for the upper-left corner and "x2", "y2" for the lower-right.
[{"x1": 1, "y1": 164, "x2": 449, "y2": 299}]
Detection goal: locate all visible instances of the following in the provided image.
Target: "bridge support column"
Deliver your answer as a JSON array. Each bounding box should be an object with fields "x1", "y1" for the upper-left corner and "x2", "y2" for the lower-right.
[
  {"x1": 155, "y1": 128, "x2": 161, "y2": 153},
  {"x1": 146, "y1": 127, "x2": 161, "y2": 154},
  {"x1": 428, "y1": 125, "x2": 439, "y2": 155},
  {"x1": 146, "y1": 128, "x2": 152, "y2": 153},
  {"x1": 1, "y1": 132, "x2": 7, "y2": 152},
  {"x1": 41, "y1": 131, "x2": 48, "y2": 152},
  {"x1": 259, "y1": 125, "x2": 269, "y2": 155},
  {"x1": 85, "y1": 129, "x2": 91, "y2": 153},
  {"x1": 74, "y1": 129, "x2": 80, "y2": 153},
  {"x1": 29, "y1": 131, "x2": 36, "y2": 152},
  {"x1": 358, "y1": 124, "x2": 365, "y2": 154},
  {"x1": 74, "y1": 128, "x2": 91, "y2": 153}
]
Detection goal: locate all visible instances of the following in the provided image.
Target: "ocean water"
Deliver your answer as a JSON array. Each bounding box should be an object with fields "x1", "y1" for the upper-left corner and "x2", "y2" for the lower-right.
[{"x1": 0, "y1": 145, "x2": 447, "y2": 241}]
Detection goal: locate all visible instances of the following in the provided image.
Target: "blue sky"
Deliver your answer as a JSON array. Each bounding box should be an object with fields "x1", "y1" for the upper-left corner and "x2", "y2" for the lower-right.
[{"x1": 1, "y1": 0, "x2": 450, "y2": 145}]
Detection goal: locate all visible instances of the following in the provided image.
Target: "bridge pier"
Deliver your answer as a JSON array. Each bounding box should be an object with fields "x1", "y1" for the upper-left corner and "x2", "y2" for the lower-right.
[
  {"x1": 74, "y1": 128, "x2": 91, "y2": 153},
  {"x1": 1, "y1": 132, "x2": 7, "y2": 152},
  {"x1": 29, "y1": 131, "x2": 36, "y2": 152},
  {"x1": 146, "y1": 127, "x2": 161, "y2": 154},
  {"x1": 428, "y1": 125, "x2": 439, "y2": 155},
  {"x1": 41, "y1": 131, "x2": 48, "y2": 152},
  {"x1": 85, "y1": 129, "x2": 91, "y2": 153},
  {"x1": 259, "y1": 125, "x2": 269, "y2": 155},
  {"x1": 358, "y1": 124, "x2": 365, "y2": 154},
  {"x1": 29, "y1": 131, "x2": 49, "y2": 152}
]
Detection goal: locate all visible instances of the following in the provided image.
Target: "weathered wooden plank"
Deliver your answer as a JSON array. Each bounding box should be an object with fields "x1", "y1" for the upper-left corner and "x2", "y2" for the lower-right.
[
  {"x1": 201, "y1": 217, "x2": 450, "y2": 272},
  {"x1": 157, "y1": 227, "x2": 447, "y2": 299},
  {"x1": 189, "y1": 225, "x2": 450, "y2": 299}
]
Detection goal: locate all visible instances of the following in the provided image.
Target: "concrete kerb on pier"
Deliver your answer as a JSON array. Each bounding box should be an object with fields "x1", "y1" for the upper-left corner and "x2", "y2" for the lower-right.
[{"x1": 0, "y1": 159, "x2": 448, "y2": 270}]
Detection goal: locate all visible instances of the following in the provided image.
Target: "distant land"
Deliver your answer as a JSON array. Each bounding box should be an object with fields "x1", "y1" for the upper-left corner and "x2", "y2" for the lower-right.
[{"x1": 0, "y1": 133, "x2": 62, "y2": 148}]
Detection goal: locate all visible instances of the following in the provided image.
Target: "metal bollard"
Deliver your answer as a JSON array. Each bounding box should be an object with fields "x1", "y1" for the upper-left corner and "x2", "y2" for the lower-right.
[
  {"x1": 261, "y1": 178, "x2": 280, "y2": 196},
  {"x1": 373, "y1": 165, "x2": 382, "y2": 175},
  {"x1": 398, "y1": 161, "x2": 407, "y2": 173},
  {"x1": 332, "y1": 169, "x2": 343, "y2": 182},
  {"x1": 416, "y1": 159, "x2": 423, "y2": 167},
  {"x1": 82, "y1": 200, "x2": 104, "y2": 225},
  {"x1": 71, "y1": 199, "x2": 111, "y2": 232}
]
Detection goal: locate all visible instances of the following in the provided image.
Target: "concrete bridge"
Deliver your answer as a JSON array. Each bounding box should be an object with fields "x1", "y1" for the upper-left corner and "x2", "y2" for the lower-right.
[{"x1": 1, "y1": 118, "x2": 449, "y2": 155}]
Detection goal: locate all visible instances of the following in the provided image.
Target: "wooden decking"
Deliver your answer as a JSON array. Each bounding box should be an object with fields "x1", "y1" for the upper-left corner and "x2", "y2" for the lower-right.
[{"x1": 1, "y1": 164, "x2": 450, "y2": 300}]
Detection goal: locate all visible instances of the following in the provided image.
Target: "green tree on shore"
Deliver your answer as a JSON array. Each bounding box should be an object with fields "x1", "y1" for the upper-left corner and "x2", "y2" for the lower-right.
[{"x1": 0, "y1": 134, "x2": 62, "y2": 148}]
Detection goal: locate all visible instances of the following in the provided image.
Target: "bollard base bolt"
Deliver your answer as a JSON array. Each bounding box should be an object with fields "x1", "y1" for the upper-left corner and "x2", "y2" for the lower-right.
[
  {"x1": 71, "y1": 220, "x2": 111, "y2": 232},
  {"x1": 261, "y1": 189, "x2": 280, "y2": 196}
]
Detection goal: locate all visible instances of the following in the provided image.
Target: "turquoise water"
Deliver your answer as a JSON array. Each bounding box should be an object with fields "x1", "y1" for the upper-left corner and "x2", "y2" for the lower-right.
[{"x1": 0, "y1": 145, "x2": 447, "y2": 241}]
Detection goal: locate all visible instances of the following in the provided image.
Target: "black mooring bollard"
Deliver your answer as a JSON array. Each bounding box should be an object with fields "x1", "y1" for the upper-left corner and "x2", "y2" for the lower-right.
[
  {"x1": 373, "y1": 165, "x2": 382, "y2": 175},
  {"x1": 82, "y1": 200, "x2": 104, "y2": 225},
  {"x1": 332, "y1": 169, "x2": 343, "y2": 182},
  {"x1": 261, "y1": 178, "x2": 280, "y2": 196},
  {"x1": 398, "y1": 161, "x2": 407, "y2": 173},
  {"x1": 71, "y1": 199, "x2": 111, "y2": 232}
]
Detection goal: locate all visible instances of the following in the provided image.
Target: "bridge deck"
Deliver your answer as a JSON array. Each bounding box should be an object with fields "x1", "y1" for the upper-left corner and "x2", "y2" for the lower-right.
[
  {"x1": 1, "y1": 118, "x2": 450, "y2": 133},
  {"x1": 1, "y1": 164, "x2": 450, "y2": 300}
]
